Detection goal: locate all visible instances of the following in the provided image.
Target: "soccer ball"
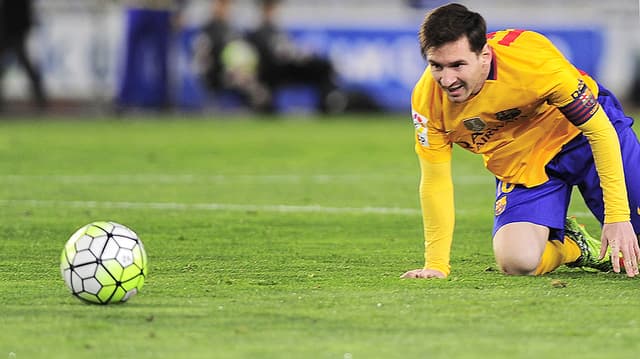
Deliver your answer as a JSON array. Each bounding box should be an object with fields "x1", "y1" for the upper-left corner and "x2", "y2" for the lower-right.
[{"x1": 60, "y1": 221, "x2": 148, "y2": 304}]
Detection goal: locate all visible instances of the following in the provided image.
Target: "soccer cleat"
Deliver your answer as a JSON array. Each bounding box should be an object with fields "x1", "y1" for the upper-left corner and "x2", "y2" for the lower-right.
[{"x1": 564, "y1": 217, "x2": 612, "y2": 272}]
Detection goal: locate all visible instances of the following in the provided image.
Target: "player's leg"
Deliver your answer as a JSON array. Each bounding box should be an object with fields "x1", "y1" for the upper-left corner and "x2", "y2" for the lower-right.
[
  {"x1": 493, "y1": 221, "x2": 548, "y2": 275},
  {"x1": 563, "y1": 216, "x2": 612, "y2": 271},
  {"x1": 493, "y1": 219, "x2": 597, "y2": 275},
  {"x1": 491, "y1": 179, "x2": 585, "y2": 275},
  {"x1": 13, "y1": 35, "x2": 47, "y2": 108}
]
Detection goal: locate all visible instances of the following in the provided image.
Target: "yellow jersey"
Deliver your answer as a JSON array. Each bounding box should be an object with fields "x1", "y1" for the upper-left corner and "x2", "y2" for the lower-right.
[
  {"x1": 410, "y1": 29, "x2": 629, "y2": 276},
  {"x1": 412, "y1": 29, "x2": 599, "y2": 187}
]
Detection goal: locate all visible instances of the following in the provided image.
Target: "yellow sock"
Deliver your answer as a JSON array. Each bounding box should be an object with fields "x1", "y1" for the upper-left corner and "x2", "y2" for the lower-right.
[{"x1": 534, "y1": 237, "x2": 582, "y2": 275}]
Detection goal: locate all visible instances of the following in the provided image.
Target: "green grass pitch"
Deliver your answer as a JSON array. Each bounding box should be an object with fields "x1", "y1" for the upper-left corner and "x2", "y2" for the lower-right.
[{"x1": 1, "y1": 113, "x2": 639, "y2": 358}]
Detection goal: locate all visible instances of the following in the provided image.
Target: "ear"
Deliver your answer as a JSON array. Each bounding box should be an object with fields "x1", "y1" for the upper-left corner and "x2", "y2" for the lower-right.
[{"x1": 481, "y1": 43, "x2": 492, "y2": 65}]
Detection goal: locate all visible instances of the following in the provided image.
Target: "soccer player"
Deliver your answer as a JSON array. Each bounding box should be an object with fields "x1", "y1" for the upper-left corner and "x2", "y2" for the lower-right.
[
  {"x1": 0, "y1": 0, "x2": 47, "y2": 111},
  {"x1": 245, "y1": 0, "x2": 341, "y2": 113},
  {"x1": 401, "y1": 3, "x2": 640, "y2": 279}
]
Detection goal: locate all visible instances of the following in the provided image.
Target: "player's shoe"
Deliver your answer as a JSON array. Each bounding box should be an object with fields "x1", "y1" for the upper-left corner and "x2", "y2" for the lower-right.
[{"x1": 564, "y1": 217, "x2": 612, "y2": 272}]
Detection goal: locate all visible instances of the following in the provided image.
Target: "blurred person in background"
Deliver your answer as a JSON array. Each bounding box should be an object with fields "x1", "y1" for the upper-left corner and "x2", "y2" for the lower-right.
[
  {"x1": 116, "y1": 0, "x2": 186, "y2": 111},
  {"x1": 245, "y1": 0, "x2": 343, "y2": 113},
  {"x1": 402, "y1": 3, "x2": 640, "y2": 279},
  {"x1": 195, "y1": 0, "x2": 269, "y2": 111},
  {"x1": 0, "y1": 0, "x2": 47, "y2": 112}
]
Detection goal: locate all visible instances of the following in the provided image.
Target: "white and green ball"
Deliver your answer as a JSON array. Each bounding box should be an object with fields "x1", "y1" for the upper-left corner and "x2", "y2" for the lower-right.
[{"x1": 60, "y1": 221, "x2": 148, "y2": 304}]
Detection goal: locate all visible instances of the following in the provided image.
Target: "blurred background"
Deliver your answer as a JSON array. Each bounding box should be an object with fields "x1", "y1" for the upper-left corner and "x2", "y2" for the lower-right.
[{"x1": 0, "y1": 0, "x2": 639, "y2": 116}]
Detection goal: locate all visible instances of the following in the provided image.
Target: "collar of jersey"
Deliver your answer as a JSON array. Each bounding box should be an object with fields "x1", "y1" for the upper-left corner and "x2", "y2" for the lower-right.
[{"x1": 487, "y1": 47, "x2": 498, "y2": 81}]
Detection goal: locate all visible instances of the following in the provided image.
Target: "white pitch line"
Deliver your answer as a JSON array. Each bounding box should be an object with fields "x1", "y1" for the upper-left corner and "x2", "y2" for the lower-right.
[
  {"x1": 0, "y1": 199, "x2": 595, "y2": 218},
  {"x1": 0, "y1": 199, "x2": 422, "y2": 215},
  {"x1": 0, "y1": 174, "x2": 493, "y2": 185},
  {"x1": 0, "y1": 174, "x2": 403, "y2": 183}
]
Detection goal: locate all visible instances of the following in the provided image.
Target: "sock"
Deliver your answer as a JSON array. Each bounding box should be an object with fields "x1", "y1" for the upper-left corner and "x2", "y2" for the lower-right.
[{"x1": 534, "y1": 237, "x2": 582, "y2": 275}]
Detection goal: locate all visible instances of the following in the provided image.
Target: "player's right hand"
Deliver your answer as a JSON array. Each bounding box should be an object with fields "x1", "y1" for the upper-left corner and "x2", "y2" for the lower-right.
[
  {"x1": 600, "y1": 221, "x2": 640, "y2": 277},
  {"x1": 400, "y1": 268, "x2": 446, "y2": 279}
]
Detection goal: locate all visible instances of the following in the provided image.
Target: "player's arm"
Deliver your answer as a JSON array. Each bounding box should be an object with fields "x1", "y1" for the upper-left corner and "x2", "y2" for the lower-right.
[
  {"x1": 418, "y1": 154, "x2": 455, "y2": 276},
  {"x1": 557, "y1": 83, "x2": 639, "y2": 276},
  {"x1": 403, "y1": 110, "x2": 455, "y2": 278},
  {"x1": 526, "y1": 33, "x2": 628, "y2": 221},
  {"x1": 557, "y1": 84, "x2": 628, "y2": 223}
]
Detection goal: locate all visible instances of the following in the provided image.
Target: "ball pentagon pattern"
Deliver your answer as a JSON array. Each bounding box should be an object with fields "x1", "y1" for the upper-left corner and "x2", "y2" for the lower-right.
[{"x1": 60, "y1": 221, "x2": 148, "y2": 304}]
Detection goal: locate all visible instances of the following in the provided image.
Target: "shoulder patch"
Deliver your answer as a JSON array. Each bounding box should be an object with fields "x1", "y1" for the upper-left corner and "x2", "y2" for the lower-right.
[{"x1": 412, "y1": 110, "x2": 429, "y2": 147}]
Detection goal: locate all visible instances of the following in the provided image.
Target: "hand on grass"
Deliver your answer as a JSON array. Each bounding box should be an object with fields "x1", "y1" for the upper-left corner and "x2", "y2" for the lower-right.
[
  {"x1": 400, "y1": 268, "x2": 446, "y2": 279},
  {"x1": 600, "y1": 221, "x2": 640, "y2": 277}
]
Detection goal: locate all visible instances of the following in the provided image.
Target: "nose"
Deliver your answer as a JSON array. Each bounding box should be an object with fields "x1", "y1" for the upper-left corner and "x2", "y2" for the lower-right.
[{"x1": 440, "y1": 68, "x2": 457, "y2": 87}]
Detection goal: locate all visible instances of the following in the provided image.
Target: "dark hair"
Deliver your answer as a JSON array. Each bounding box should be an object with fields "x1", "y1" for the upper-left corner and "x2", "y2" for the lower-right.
[{"x1": 418, "y1": 3, "x2": 487, "y2": 58}]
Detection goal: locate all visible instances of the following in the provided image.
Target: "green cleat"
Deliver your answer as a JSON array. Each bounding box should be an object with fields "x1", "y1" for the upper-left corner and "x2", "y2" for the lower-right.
[{"x1": 564, "y1": 217, "x2": 612, "y2": 272}]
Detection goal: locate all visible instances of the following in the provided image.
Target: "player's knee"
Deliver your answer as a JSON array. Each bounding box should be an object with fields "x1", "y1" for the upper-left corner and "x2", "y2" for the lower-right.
[
  {"x1": 493, "y1": 222, "x2": 548, "y2": 276},
  {"x1": 495, "y1": 254, "x2": 538, "y2": 276},
  {"x1": 498, "y1": 263, "x2": 537, "y2": 276}
]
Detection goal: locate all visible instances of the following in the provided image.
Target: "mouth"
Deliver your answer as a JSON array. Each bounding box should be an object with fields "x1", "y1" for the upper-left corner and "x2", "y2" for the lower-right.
[{"x1": 446, "y1": 83, "x2": 464, "y2": 97}]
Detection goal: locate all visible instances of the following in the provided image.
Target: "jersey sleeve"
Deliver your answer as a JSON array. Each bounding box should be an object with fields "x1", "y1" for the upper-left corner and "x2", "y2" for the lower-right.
[
  {"x1": 576, "y1": 106, "x2": 630, "y2": 223},
  {"x1": 412, "y1": 109, "x2": 453, "y2": 163},
  {"x1": 418, "y1": 156, "x2": 455, "y2": 276},
  {"x1": 410, "y1": 75, "x2": 455, "y2": 276},
  {"x1": 411, "y1": 72, "x2": 453, "y2": 163}
]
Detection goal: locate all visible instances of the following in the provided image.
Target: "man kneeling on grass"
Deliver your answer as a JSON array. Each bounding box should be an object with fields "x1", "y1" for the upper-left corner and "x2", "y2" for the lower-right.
[{"x1": 402, "y1": 3, "x2": 640, "y2": 279}]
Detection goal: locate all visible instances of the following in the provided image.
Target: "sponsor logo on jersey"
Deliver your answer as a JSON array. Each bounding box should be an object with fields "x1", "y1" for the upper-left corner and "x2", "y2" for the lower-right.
[
  {"x1": 495, "y1": 108, "x2": 522, "y2": 121},
  {"x1": 495, "y1": 196, "x2": 507, "y2": 216},
  {"x1": 412, "y1": 110, "x2": 429, "y2": 147},
  {"x1": 457, "y1": 114, "x2": 520, "y2": 151},
  {"x1": 463, "y1": 117, "x2": 486, "y2": 131}
]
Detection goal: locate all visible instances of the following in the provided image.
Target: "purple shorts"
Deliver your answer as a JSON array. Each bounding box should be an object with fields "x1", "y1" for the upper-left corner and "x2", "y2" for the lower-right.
[{"x1": 493, "y1": 84, "x2": 640, "y2": 241}]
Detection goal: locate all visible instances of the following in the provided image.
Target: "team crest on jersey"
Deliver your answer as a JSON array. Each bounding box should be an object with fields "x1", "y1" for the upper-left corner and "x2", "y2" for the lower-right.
[
  {"x1": 412, "y1": 110, "x2": 429, "y2": 147},
  {"x1": 562, "y1": 79, "x2": 598, "y2": 125},
  {"x1": 495, "y1": 108, "x2": 522, "y2": 121},
  {"x1": 577, "y1": 88, "x2": 596, "y2": 108},
  {"x1": 571, "y1": 80, "x2": 597, "y2": 108},
  {"x1": 495, "y1": 196, "x2": 507, "y2": 216},
  {"x1": 463, "y1": 117, "x2": 486, "y2": 132}
]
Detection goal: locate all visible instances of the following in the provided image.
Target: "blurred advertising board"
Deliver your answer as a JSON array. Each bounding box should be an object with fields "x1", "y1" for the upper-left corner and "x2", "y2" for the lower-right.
[
  {"x1": 9, "y1": 16, "x2": 602, "y2": 112},
  {"x1": 178, "y1": 26, "x2": 603, "y2": 112}
]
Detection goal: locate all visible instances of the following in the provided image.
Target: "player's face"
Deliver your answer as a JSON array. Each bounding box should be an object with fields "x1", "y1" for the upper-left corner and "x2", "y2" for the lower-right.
[{"x1": 427, "y1": 36, "x2": 492, "y2": 103}]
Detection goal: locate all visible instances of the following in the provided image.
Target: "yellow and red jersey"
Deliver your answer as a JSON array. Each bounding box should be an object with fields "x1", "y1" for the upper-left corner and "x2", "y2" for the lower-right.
[
  {"x1": 410, "y1": 29, "x2": 630, "y2": 276},
  {"x1": 412, "y1": 29, "x2": 599, "y2": 186}
]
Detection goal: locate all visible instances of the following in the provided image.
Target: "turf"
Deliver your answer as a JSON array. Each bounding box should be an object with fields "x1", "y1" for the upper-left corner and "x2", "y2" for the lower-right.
[{"x1": 1, "y1": 113, "x2": 639, "y2": 358}]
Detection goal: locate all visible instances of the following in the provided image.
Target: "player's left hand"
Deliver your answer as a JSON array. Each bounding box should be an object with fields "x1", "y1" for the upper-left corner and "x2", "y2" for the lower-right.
[{"x1": 600, "y1": 221, "x2": 640, "y2": 277}]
